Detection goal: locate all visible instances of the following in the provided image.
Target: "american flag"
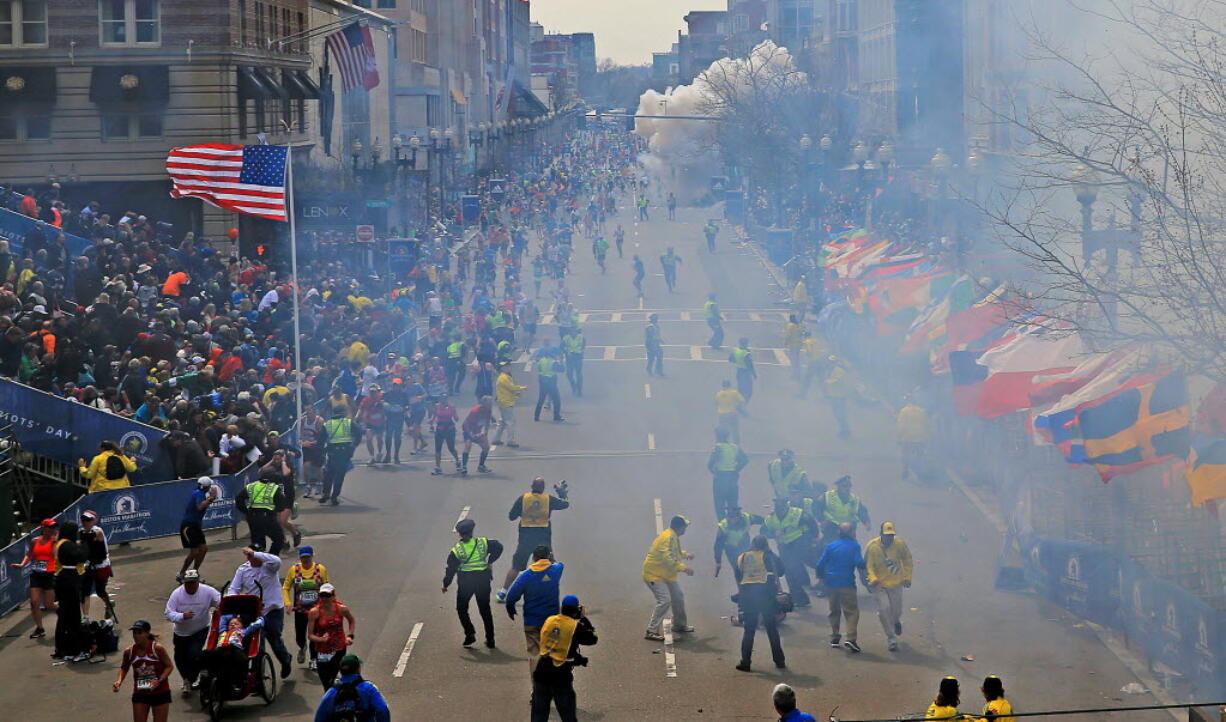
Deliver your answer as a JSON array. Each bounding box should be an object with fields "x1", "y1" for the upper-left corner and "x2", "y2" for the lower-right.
[
  {"x1": 166, "y1": 144, "x2": 288, "y2": 222},
  {"x1": 325, "y1": 22, "x2": 380, "y2": 93}
]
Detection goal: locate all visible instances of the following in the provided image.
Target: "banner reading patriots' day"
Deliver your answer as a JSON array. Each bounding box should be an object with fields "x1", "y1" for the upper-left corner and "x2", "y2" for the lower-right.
[{"x1": 0, "y1": 378, "x2": 172, "y2": 483}]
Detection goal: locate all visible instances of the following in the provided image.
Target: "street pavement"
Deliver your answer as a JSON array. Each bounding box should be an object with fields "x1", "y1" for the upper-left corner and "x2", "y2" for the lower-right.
[{"x1": 0, "y1": 200, "x2": 1174, "y2": 721}]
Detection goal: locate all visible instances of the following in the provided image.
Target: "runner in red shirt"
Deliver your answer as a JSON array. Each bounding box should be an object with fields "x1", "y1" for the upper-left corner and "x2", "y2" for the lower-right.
[{"x1": 461, "y1": 395, "x2": 495, "y2": 475}]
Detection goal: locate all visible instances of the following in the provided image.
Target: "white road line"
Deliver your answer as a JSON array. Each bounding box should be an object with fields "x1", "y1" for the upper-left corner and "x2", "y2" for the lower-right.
[
  {"x1": 663, "y1": 618, "x2": 678, "y2": 678},
  {"x1": 647, "y1": 433, "x2": 656, "y2": 450},
  {"x1": 653, "y1": 498, "x2": 663, "y2": 533},
  {"x1": 456, "y1": 506, "x2": 471, "y2": 524},
  {"x1": 644, "y1": 383, "x2": 652, "y2": 399},
  {"x1": 392, "y1": 622, "x2": 424, "y2": 678}
]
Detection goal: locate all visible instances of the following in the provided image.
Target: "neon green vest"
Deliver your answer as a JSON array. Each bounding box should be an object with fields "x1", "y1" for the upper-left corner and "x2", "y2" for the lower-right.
[
  {"x1": 765, "y1": 506, "x2": 804, "y2": 544},
  {"x1": 712, "y1": 442, "x2": 740, "y2": 472},
  {"x1": 823, "y1": 489, "x2": 862, "y2": 525},
  {"x1": 245, "y1": 480, "x2": 277, "y2": 511},
  {"x1": 453, "y1": 537, "x2": 490, "y2": 572}
]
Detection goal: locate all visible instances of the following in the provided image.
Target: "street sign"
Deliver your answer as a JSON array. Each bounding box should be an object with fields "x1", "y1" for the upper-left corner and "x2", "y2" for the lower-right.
[{"x1": 355, "y1": 224, "x2": 375, "y2": 243}]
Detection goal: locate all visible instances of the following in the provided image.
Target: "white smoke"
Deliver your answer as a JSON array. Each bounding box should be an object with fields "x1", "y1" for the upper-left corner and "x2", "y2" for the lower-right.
[{"x1": 635, "y1": 41, "x2": 805, "y2": 204}]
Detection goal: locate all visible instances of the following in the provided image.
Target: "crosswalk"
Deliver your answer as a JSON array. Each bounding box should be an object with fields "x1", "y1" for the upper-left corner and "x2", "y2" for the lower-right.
[
  {"x1": 538, "y1": 308, "x2": 791, "y2": 325},
  {"x1": 517, "y1": 344, "x2": 793, "y2": 366}
]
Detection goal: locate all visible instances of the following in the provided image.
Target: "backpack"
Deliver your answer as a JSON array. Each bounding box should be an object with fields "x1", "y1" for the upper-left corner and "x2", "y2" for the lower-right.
[
  {"x1": 327, "y1": 679, "x2": 365, "y2": 722},
  {"x1": 104, "y1": 454, "x2": 126, "y2": 480}
]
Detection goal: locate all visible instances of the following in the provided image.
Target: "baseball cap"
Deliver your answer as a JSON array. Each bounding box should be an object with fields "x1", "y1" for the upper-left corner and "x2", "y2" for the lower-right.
[
  {"x1": 182, "y1": 569, "x2": 200, "y2": 581},
  {"x1": 298, "y1": 545, "x2": 314, "y2": 557},
  {"x1": 40, "y1": 518, "x2": 57, "y2": 528},
  {"x1": 881, "y1": 521, "x2": 897, "y2": 535},
  {"x1": 129, "y1": 620, "x2": 152, "y2": 632},
  {"x1": 319, "y1": 583, "x2": 336, "y2": 595}
]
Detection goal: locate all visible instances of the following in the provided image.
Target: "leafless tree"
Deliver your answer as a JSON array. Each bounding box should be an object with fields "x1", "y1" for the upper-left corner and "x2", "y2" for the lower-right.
[{"x1": 987, "y1": 0, "x2": 1226, "y2": 381}]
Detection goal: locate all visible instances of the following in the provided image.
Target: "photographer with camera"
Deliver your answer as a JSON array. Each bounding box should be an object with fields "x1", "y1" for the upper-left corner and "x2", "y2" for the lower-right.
[{"x1": 530, "y1": 594, "x2": 597, "y2": 722}]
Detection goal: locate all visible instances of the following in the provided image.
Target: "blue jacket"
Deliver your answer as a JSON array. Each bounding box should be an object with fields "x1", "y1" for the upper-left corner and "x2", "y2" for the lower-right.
[
  {"x1": 313, "y1": 674, "x2": 390, "y2": 722},
  {"x1": 815, "y1": 537, "x2": 866, "y2": 589},
  {"x1": 505, "y1": 560, "x2": 564, "y2": 626}
]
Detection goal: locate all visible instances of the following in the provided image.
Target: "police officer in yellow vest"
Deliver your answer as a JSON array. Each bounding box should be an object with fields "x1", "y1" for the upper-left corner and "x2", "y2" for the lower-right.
[
  {"x1": 707, "y1": 428, "x2": 749, "y2": 519},
  {"x1": 446, "y1": 335, "x2": 467, "y2": 394},
  {"x1": 442, "y1": 518, "x2": 504, "y2": 648},
  {"x1": 533, "y1": 353, "x2": 564, "y2": 422},
  {"x1": 238, "y1": 467, "x2": 287, "y2": 555},
  {"x1": 705, "y1": 293, "x2": 724, "y2": 349},
  {"x1": 561, "y1": 328, "x2": 585, "y2": 397},
  {"x1": 767, "y1": 449, "x2": 810, "y2": 501},
  {"x1": 531, "y1": 594, "x2": 597, "y2": 722},
  {"x1": 321, "y1": 408, "x2": 361, "y2": 506},
  {"x1": 763, "y1": 497, "x2": 818, "y2": 608},
  {"x1": 713, "y1": 505, "x2": 765, "y2": 576},
  {"x1": 500, "y1": 477, "x2": 571, "y2": 601},
  {"x1": 734, "y1": 535, "x2": 786, "y2": 672},
  {"x1": 815, "y1": 475, "x2": 870, "y2": 543},
  {"x1": 728, "y1": 337, "x2": 757, "y2": 403}
]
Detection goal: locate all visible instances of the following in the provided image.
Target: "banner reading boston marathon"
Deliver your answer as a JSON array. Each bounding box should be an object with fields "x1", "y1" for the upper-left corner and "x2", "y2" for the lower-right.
[{"x1": 0, "y1": 378, "x2": 172, "y2": 483}]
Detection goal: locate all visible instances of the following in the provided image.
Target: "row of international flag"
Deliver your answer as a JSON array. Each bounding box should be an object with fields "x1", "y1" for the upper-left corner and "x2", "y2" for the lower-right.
[{"x1": 820, "y1": 229, "x2": 1226, "y2": 506}]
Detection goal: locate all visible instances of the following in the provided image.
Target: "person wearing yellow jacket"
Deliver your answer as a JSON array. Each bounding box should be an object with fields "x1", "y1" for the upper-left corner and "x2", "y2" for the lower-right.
[
  {"x1": 493, "y1": 364, "x2": 527, "y2": 447},
  {"x1": 642, "y1": 514, "x2": 694, "y2": 641},
  {"x1": 896, "y1": 400, "x2": 932, "y2": 481},
  {"x1": 864, "y1": 521, "x2": 913, "y2": 652},
  {"x1": 78, "y1": 441, "x2": 136, "y2": 493}
]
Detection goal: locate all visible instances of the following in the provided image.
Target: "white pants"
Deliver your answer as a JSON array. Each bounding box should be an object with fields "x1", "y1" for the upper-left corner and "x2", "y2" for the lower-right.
[
  {"x1": 493, "y1": 405, "x2": 516, "y2": 443},
  {"x1": 873, "y1": 585, "x2": 904, "y2": 642},
  {"x1": 646, "y1": 580, "x2": 687, "y2": 635}
]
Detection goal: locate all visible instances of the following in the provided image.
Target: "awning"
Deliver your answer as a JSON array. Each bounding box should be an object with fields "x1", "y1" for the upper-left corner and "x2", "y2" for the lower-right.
[
  {"x1": 281, "y1": 69, "x2": 320, "y2": 100},
  {"x1": 450, "y1": 88, "x2": 467, "y2": 105},
  {"x1": 89, "y1": 66, "x2": 169, "y2": 103},
  {"x1": 0, "y1": 67, "x2": 56, "y2": 103}
]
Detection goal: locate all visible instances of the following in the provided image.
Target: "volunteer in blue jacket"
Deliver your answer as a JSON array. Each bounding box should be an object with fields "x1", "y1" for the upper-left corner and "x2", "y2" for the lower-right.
[
  {"x1": 313, "y1": 654, "x2": 390, "y2": 722},
  {"x1": 505, "y1": 545, "x2": 563, "y2": 679}
]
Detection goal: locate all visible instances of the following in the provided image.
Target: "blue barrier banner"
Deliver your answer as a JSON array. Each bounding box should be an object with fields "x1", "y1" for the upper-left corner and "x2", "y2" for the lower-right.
[{"x1": 0, "y1": 378, "x2": 171, "y2": 483}]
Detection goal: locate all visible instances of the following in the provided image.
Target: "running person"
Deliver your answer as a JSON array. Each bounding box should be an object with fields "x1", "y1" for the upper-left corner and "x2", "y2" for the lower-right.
[
  {"x1": 432, "y1": 397, "x2": 462, "y2": 475},
  {"x1": 461, "y1": 395, "x2": 495, "y2": 475}
]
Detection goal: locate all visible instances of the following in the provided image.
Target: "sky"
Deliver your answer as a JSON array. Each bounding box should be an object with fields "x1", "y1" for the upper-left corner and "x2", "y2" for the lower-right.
[{"x1": 529, "y1": 0, "x2": 726, "y2": 66}]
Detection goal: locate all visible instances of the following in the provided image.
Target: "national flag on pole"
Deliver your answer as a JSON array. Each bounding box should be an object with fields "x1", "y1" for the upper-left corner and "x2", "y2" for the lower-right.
[
  {"x1": 167, "y1": 144, "x2": 288, "y2": 222},
  {"x1": 325, "y1": 22, "x2": 380, "y2": 93}
]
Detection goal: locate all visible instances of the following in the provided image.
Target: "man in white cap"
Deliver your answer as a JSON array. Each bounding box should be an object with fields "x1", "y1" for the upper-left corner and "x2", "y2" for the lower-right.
[
  {"x1": 178, "y1": 476, "x2": 218, "y2": 583},
  {"x1": 164, "y1": 569, "x2": 220, "y2": 695}
]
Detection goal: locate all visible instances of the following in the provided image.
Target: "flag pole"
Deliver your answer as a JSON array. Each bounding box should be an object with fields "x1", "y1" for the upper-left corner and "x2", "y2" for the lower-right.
[{"x1": 285, "y1": 146, "x2": 305, "y2": 424}]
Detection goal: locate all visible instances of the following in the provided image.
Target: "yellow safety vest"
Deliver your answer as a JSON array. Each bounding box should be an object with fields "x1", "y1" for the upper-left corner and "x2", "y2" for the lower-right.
[
  {"x1": 768, "y1": 459, "x2": 804, "y2": 499},
  {"x1": 245, "y1": 480, "x2": 277, "y2": 511},
  {"x1": 712, "y1": 442, "x2": 740, "y2": 472},
  {"x1": 732, "y1": 348, "x2": 751, "y2": 369},
  {"x1": 765, "y1": 506, "x2": 804, "y2": 545},
  {"x1": 452, "y1": 537, "x2": 490, "y2": 572},
  {"x1": 539, "y1": 613, "x2": 579, "y2": 667},
  {"x1": 447, "y1": 341, "x2": 465, "y2": 359},
  {"x1": 562, "y1": 335, "x2": 584, "y2": 354},
  {"x1": 823, "y1": 489, "x2": 862, "y2": 525},
  {"x1": 704, "y1": 301, "x2": 718, "y2": 320},
  {"x1": 520, "y1": 492, "x2": 551, "y2": 528},
  {"x1": 718, "y1": 513, "x2": 753, "y2": 552},
  {"x1": 324, "y1": 417, "x2": 354, "y2": 446},
  {"x1": 737, "y1": 550, "x2": 770, "y2": 584},
  {"x1": 538, "y1": 357, "x2": 557, "y2": 378}
]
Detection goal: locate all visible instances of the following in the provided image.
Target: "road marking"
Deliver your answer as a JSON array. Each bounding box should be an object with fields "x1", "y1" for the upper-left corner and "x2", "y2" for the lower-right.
[
  {"x1": 653, "y1": 497, "x2": 663, "y2": 533},
  {"x1": 644, "y1": 383, "x2": 652, "y2": 399},
  {"x1": 392, "y1": 622, "x2": 424, "y2": 678},
  {"x1": 603, "y1": 346, "x2": 617, "y2": 360},
  {"x1": 663, "y1": 618, "x2": 678, "y2": 678},
  {"x1": 647, "y1": 433, "x2": 656, "y2": 450},
  {"x1": 456, "y1": 506, "x2": 471, "y2": 524},
  {"x1": 690, "y1": 346, "x2": 703, "y2": 360}
]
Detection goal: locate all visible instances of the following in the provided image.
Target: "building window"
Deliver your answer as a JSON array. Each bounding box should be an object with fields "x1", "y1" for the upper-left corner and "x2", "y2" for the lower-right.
[
  {"x1": 0, "y1": 109, "x2": 50, "y2": 141},
  {"x1": 0, "y1": 0, "x2": 48, "y2": 46},
  {"x1": 101, "y1": 110, "x2": 163, "y2": 140},
  {"x1": 100, "y1": 0, "x2": 160, "y2": 46}
]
